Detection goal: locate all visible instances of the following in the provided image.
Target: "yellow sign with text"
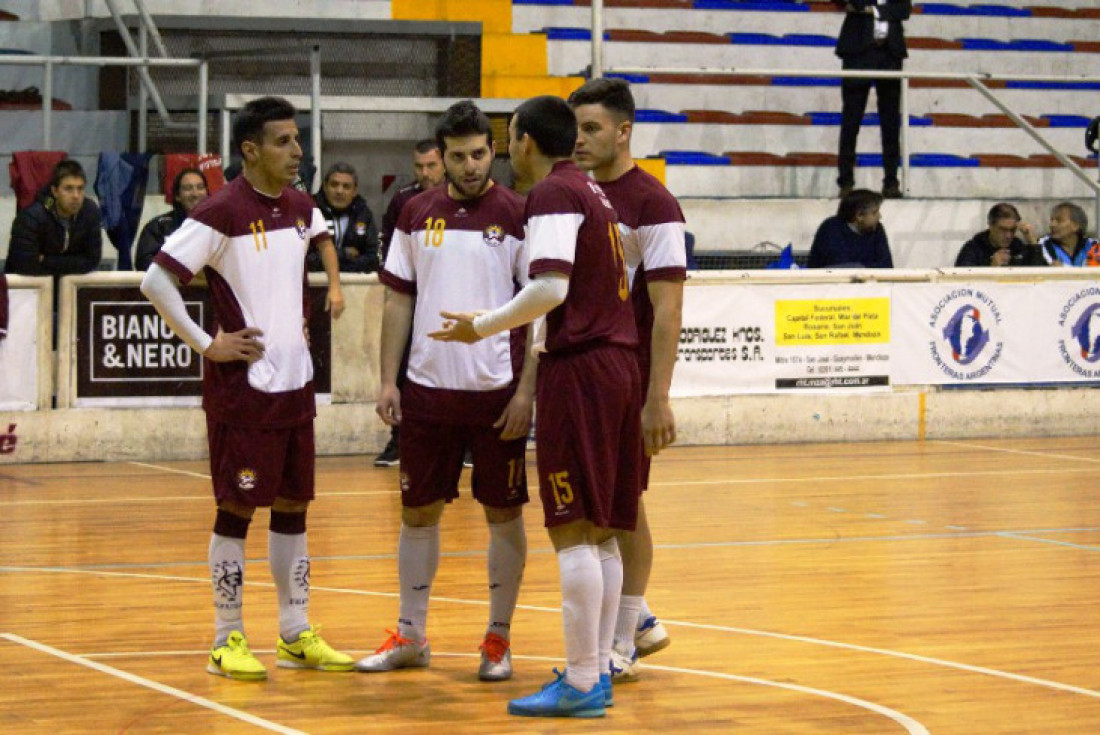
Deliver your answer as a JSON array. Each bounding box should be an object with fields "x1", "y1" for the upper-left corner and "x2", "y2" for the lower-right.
[{"x1": 775, "y1": 298, "x2": 890, "y2": 345}]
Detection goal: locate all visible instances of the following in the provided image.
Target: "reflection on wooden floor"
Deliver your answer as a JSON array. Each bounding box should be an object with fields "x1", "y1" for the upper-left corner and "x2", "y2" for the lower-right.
[{"x1": 2, "y1": 437, "x2": 1099, "y2": 733}]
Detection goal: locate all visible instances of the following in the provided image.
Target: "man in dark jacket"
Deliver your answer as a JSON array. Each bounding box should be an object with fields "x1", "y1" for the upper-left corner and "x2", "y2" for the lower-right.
[
  {"x1": 809, "y1": 188, "x2": 894, "y2": 268},
  {"x1": 834, "y1": 0, "x2": 912, "y2": 199},
  {"x1": 380, "y1": 139, "x2": 445, "y2": 264},
  {"x1": 955, "y1": 203, "x2": 1044, "y2": 267},
  {"x1": 5, "y1": 159, "x2": 102, "y2": 277},
  {"x1": 308, "y1": 162, "x2": 379, "y2": 274}
]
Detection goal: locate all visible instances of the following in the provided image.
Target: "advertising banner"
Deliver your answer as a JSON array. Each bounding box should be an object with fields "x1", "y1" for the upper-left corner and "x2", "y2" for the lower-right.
[
  {"x1": 672, "y1": 284, "x2": 891, "y2": 396},
  {"x1": 892, "y1": 281, "x2": 1100, "y2": 385},
  {"x1": 74, "y1": 286, "x2": 332, "y2": 406},
  {"x1": 0, "y1": 289, "x2": 40, "y2": 410}
]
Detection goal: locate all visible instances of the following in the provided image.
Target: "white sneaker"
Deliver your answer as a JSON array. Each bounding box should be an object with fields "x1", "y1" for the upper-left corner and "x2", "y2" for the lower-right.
[
  {"x1": 355, "y1": 630, "x2": 430, "y2": 672},
  {"x1": 478, "y1": 633, "x2": 512, "y2": 681},
  {"x1": 609, "y1": 648, "x2": 639, "y2": 683},
  {"x1": 634, "y1": 615, "x2": 670, "y2": 658}
]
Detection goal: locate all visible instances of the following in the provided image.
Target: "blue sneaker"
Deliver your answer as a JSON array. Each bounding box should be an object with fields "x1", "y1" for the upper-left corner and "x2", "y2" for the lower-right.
[
  {"x1": 600, "y1": 673, "x2": 614, "y2": 707},
  {"x1": 508, "y1": 669, "x2": 606, "y2": 718}
]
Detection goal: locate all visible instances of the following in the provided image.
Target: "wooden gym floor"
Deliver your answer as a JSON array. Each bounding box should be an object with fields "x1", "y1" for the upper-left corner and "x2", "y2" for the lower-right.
[{"x1": 1, "y1": 436, "x2": 1098, "y2": 733}]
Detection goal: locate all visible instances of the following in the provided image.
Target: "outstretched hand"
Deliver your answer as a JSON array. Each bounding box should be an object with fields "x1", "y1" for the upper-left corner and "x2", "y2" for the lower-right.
[{"x1": 428, "y1": 311, "x2": 484, "y2": 344}]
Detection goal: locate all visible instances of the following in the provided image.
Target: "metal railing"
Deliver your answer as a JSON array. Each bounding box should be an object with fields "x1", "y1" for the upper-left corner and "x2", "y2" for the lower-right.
[
  {"x1": 0, "y1": 54, "x2": 208, "y2": 153},
  {"x1": 607, "y1": 65, "x2": 1100, "y2": 227}
]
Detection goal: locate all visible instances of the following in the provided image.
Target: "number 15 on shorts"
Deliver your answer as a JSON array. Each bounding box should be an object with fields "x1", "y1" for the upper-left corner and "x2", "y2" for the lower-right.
[{"x1": 548, "y1": 470, "x2": 574, "y2": 509}]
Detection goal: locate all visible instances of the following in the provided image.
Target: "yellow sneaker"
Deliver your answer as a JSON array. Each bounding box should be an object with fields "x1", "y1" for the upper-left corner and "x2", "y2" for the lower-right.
[
  {"x1": 277, "y1": 625, "x2": 355, "y2": 672},
  {"x1": 207, "y1": 631, "x2": 267, "y2": 681}
]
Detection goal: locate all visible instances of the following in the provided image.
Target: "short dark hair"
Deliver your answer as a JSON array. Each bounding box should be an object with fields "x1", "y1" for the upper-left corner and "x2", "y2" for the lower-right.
[
  {"x1": 51, "y1": 159, "x2": 85, "y2": 188},
  {"x1": 1053, "y1": 201, "x2": 1089, "y2": 236},
  {"x1": 435, "y1": 100, "x2": 493, "y2": 153},
  {"x1": 567, "y1": 77, "x2": 636, "y2": 123},
  {"x1": 987, "y1": 202, "x2": 1020, "y2": 226},
  {"x1": 414, "y1": 138, "x2": 441, "y2": 155},
  {"x1": 323, "y1": 161, "x2": 358, "y2": 186},
  {"x1": 232, "y1": 96, "x2": 297, "y2": 157},
  {"x1": 512, "y1": 96, "x2": 577, "y2": 159},
  {"x1": 837, "y1": 188, "x2": 883, "y2": 222}
]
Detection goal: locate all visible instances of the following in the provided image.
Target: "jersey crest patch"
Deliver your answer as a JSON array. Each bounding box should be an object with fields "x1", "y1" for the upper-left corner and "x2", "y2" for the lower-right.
[
  {"x1": 356, "y1": 221, "x2": 367, "y2": 235},
  {"x1": 483, "y1": 224, "x2": 504, "y2": 248},
  {"x1": 236, "y1": 467, "x2": 258, "y2": 491},
  {"x1": 295, "y1": 218, "x2": 308, "y2": 239}
]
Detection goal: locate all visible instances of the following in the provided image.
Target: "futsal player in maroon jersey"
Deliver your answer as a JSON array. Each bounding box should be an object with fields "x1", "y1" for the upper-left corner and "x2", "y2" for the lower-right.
[
  {"x1": 141, "y1": 96, "x2": 352, "y2": 680},
  {"x1": 431, "y1": 95, "x2": 642, "y2": 718}
]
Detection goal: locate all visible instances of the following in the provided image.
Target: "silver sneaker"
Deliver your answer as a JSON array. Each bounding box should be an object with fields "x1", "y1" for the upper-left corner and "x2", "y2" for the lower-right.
[
  {"x1": 609, "y1": 648, "x2": 639, "y2": 683},
  {"x1": 355, "y1": 630, "x2": 430, "y2": 672},
  {"x1": 478, "y1": 633, "x2": 512, "y2": 681},
  {"x1": 634, "y1": 615, "x2": 670, "y2": 658}
]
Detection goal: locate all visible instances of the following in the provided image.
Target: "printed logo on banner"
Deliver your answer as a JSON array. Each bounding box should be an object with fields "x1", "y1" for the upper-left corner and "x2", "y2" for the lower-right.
[
  {"x1": 927, "y1": 289, "x2": 1004, "y2": 380},
  {"x1": 1056, "y1": 286, "x2": 1100, "y2": 378},
  {"x1": 91, "y1": 302, "x2": 203, "y2": 382},
  {"x1": 0, "y1": 423, "x2": 17, "y2": 455}
]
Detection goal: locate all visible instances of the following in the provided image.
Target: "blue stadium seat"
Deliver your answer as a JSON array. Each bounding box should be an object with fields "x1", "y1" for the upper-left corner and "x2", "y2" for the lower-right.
[
  {"x1": 694, "y1": 0, "x2": 808, "y2": 11},
  {"x1": 662, "y1": 151, "x2": 732, "y2": 166},
  {"x1": 1041, "y1": 114, "x2": 1092, "y2": 128},
  {"x1": 1005, "y1": 39, "x2": 1072, "y2": 52},
  {"x1": 780, "y1": 34, "x2": 836, "y2": 47},
  {"x1": 636, "y1": 109, "x2": 690, "y2": 123},
  {"x1": 728, "y1": 33, "x2": 785, "y2": 45}
]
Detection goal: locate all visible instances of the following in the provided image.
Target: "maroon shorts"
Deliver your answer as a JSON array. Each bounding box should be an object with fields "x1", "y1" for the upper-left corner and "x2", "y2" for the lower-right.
[
  {"x1": 398, "y1": 381, "x2": 529, "y2": 509},
  {"x1": 535, "y1": 345, "x2": 643, "y2": 531},
  {"x1": 206, "y1": 417, "x2": 315, "y2": 507}
]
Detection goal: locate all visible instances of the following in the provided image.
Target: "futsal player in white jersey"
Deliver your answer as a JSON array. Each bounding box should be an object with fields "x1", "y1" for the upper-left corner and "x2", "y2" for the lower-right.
[
  {"x1": 355, "y1": 100, "x2": 535, "y2": 681},
  {"x1": 141, "y1": 96, "x2": 353, "y2": 681},
  {"x1": 569, "y1": 77, "x2": 688, "y2": 681}
]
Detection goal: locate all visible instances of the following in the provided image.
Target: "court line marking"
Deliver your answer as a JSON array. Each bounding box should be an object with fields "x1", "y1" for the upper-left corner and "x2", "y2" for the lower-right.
[
  {"x1": 996, "y1": 532, "x2": 1100, "y2": 552},
  {"x1": 3, "y1": 526, "x2": 1098, "y2": 573},
  {"x1": 5, "y1": 564, "x2": 1100, "y2": 703},
  {"x1": 0, "y1": 464, "x2": 1090, "y2": 508},
  {"x1": 0, "y1": 633, "x2": 305, "y2": 735},
  {"x1": 932, "y1": 439, "x2": 1100, "y2": 465},
  {"x1": 662, "y1": 621, "x2": 1100, "y2": 701},
  {"x1": 639, "y1": 661, "x2": 929, "y2": 735},
  {"x1": 651, "y1": 466, "x2": 1095, "y2": 488},
  {"x1": 77, "y1": 649, "x2": 929, "y2": 733}
]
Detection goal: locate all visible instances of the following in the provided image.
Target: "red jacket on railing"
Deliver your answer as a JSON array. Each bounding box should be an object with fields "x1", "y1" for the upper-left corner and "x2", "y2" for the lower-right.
[{"x1": 9, "y1": 150, "x2": 68, "y2": 210}]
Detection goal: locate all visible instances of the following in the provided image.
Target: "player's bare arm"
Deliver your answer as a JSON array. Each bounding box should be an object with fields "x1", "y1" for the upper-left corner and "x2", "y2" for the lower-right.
[
  {"x1": 643, "y1": 278, "x2": 684, "y2": 456},
  {"x1": 376, "y1": 288, "x2": 414, "y2": 425},
  {"x1": 316, "y1": 238, "x2": 346, "y2": 319}
]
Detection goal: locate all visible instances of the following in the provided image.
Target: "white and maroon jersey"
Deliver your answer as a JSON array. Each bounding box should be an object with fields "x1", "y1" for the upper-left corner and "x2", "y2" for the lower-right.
[
  {"x1": 381, "y1": 182, "x2": 527, "y2": 391},
  {"x1": 154, "y1": 176, "x2": 330, "y2": 428},
  {"x1": 597, "y1": 166, "x2": 687, "y2": 375},
  {"x1": 527, "y1": 160, "x2": 637, "y2": 354}
]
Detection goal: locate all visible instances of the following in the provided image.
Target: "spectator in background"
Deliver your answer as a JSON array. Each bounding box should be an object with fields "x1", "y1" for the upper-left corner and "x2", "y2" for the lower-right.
[
  {"x1": 809, "y1": 188, "x2": 893, "y2": 268},
  {"x1": 374, "y1": 139, "x2": 446, "y2": 468},
  {"x1": 954, "y1": 202, "x2": 1044, "y2": 267},
  {"x1": 135, "y1": 168, "x2": 209, "y2": 271},
  {"x1": 380, "y1": 139, "x2": 445, "y2": 263},
  {"x1": 309, "y1": 162, "x2": 380, "y2": 274},
  {"x1": 834, "y1": 0, "x2": 912, "y2": 200},
  {"x1": 5, "y1": 158, "x2": 102, "y2": 277},
  {"x1": 1022, "y1": 201, "x2": 1100, "y2": 267}
]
